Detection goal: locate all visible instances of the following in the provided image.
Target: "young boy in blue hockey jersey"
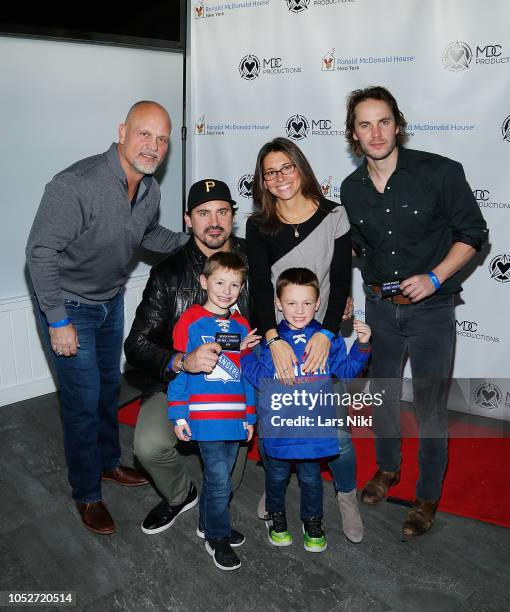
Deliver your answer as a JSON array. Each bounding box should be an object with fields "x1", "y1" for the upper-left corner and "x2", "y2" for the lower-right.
[
  {"x1": 168, "y1": 252, "x2": 256, "y2": 571},
  {"x1": 241, "y1": 268, "x2": 371, "y2": 553}
]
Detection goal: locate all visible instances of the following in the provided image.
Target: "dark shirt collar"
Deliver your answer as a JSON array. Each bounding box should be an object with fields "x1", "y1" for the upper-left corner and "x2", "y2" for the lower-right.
[{"x1": 105, "y1": 142, "x2": 153, "y2": 191}]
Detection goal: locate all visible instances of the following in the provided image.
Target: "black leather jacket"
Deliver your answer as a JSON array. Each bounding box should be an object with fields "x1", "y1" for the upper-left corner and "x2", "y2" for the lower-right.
[{"x1": 124, "y1": 236, "x2": 251, "y2": 394}]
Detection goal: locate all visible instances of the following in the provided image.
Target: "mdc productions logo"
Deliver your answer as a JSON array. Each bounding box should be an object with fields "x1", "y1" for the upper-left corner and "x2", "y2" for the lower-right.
[
  {"x1": 239, "y1": 54, "x2": 260, "y2": 80},
  {"x1": 442, "y1": 40, "x2": 509, "y2": 71},
  {"x1": 502, "y1": 115, "x2": 510, "y2": 142},
  {"x1": 455, "y1": 319, "x2": 500, "y2": 344},
  {"x1": 442, "y1": 41, "x2": 473, "y2": 71},
  {"x1": 489, "y1": 254, "x2": 510, "y2": 283},
  {"x1": 473, "y1": 188, "x2": 510, "y2": 211},
  {"x1": 286, "y1": 114, "x2": 309, "y2": 140},
  {"x1": 285, "y1": 114, "x2": 345, "y2": 140},
  {"x1": 239, "y1": 53, "x2": 302, "y2": 79},
  {"x1": 238, "y1": 174, "x2": 254, "y2": 199},
  {"x1": 286, "y1": 0, "x2": 310, "y2": 13},
  {"x1": 473, "y1": 383, "x2": 502, "y2": 410}
]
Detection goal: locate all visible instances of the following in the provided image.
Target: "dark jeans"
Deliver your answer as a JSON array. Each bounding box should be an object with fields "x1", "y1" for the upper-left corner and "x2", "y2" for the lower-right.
[
  {"x1": 258, "y1": 424, "x2": 356, "y2": 506},
  {"x1": 365, "y1": 291, "x2": 455, "y2": 501},
  {"x1": 265, "y1": 455, "x2": 323, "y2": 520},
  {"x1": 198, "y1": 440, "x2": 239, "y2": 540},
  {"x1": 37, "y1": 292, "x2": 124, "y2": 502}
]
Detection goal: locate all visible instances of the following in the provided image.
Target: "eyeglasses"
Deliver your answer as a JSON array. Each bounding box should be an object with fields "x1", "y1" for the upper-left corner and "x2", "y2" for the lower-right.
[{"x1": 263, "y1": 163, "x2": 297, "y2": 181}]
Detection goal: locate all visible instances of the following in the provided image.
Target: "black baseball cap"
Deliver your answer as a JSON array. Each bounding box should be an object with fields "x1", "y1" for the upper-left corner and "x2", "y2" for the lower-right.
[{"x1": 187, "y1": 179, "x2": 237, "y2": 212}]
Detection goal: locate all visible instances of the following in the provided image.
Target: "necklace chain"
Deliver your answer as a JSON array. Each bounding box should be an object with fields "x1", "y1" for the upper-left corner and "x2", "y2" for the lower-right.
[{"x1": 278, "y1": 205, "x2": 314, "y2": 238}]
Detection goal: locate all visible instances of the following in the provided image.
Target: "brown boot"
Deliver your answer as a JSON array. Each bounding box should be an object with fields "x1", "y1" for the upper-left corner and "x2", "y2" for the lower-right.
[
  {"x1": 102, "y1": 465, "x2": 149, "y2": 487},
  {"x1": 361, "y1": 470, "x2": 401, "y2": 504},
  {"x1": 402, "y1": 498, "x2": 438, "y2": 536},
  {"x1": 76, "y1": 501, "x2": 116, "y2": 535}
]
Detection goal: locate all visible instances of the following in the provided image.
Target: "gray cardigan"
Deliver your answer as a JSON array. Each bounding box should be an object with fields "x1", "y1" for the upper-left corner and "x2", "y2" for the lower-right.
[{"x1": 26, "y1": 143, "x2": 188, "y2": 323}]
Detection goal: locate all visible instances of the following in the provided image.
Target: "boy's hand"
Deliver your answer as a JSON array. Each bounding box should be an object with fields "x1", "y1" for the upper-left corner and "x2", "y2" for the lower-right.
[
  {"x1": 246, "y1": 424, "x2": 255, "y2": 442},
  {"x1": 303, "y1": 332, "x2": 331, "y2": 374},
  {"x1": 174, "y1": 421, "x2": 192, "y2": 441},
  {"x1": 240, "y1": 328, "x2": 262, "y2": 351},
  {"x1": 353, "y1": 319, "x2": 371, "y2": 344}
]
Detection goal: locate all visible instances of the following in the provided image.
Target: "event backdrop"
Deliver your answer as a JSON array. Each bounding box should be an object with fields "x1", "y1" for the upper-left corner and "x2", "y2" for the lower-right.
[{"x1": 189, "y1": 0, "x2": 510, "y2": 421}]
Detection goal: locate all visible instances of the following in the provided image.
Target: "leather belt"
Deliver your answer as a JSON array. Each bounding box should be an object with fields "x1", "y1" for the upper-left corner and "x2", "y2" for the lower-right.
[{"x1": 370, "y1": 285, "x2": 413, "y2": 305}]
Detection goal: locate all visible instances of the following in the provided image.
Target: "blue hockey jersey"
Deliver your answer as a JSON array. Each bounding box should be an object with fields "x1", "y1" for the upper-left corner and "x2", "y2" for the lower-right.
[{"x1": 168, "y1": 304, "x2": 256, "y2": 441}]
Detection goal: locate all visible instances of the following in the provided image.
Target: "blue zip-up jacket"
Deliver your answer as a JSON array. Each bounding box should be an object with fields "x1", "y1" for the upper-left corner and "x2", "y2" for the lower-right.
[{"x1": 241, "y1": 319, "x2": 371, "y2": 459}]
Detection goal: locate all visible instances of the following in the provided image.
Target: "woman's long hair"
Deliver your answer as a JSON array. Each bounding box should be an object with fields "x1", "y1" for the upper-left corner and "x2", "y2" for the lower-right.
[{"x1": 251, "y1": 137, "x2": 324, "y2": 234}]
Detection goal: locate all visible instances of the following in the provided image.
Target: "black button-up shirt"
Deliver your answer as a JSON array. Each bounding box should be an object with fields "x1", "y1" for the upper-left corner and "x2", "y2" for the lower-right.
[{"x1": 340, "y1": 147, "x2": 488, "y2": 294}]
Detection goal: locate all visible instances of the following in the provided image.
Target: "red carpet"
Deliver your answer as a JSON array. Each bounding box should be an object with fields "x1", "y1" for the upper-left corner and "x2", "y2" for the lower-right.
[{"x1": 118, "y1": 401, "x2": 510, "y2": 528}]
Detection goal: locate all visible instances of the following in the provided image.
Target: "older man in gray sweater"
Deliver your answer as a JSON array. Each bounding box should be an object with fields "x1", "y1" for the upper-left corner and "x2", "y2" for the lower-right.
[{"x1": 26, "y1": 101, "x2": 188, "y2": 535}]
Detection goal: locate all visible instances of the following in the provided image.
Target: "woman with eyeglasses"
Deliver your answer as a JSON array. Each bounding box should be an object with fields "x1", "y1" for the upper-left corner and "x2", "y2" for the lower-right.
[{"x1": 246, "y1": 137, "x2": 363, "y2": 544}]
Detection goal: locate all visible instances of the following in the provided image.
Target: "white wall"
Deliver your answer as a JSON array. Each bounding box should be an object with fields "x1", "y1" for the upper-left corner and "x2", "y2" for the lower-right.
[{"x1": 0, "y1": 36, "x2": 185, "y2": 405}]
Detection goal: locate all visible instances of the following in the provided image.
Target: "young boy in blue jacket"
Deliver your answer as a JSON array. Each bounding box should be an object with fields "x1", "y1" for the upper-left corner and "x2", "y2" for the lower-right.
[
  {"x1": 168, "y1": 252, "x2": 256, "y2": 571},
  {"x1": 241, "y1": 268, "x2": 371, "y2": 552}
]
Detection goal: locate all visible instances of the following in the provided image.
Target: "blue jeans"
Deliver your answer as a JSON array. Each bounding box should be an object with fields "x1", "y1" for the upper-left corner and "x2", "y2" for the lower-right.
[
  {"x1": 37, "y1": 292, "x2": 124, "y2": 502},
  {"x1": 258, "y1": 425, "x2": 357, "y2": 501},
  {"x1": 198, "y1": 440, "x2": 239, "y2": 540},
  {"x1": 265, "y1": 455, "x2": 323, "y2": 520},
  {"x1": 328, "y1": 429, "x2": 357, "y2": 493},
  {"x1": 365, "y1": 291, "x2": 454, "y2": 501}
]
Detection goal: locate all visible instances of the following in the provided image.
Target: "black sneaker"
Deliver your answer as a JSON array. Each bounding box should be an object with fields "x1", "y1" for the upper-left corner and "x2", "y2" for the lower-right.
[
  {"x1": 196, "y1": 527, "x2": 246, "y2": 547},
  {"x1": 266, "y1": 511, "x2": 293, "y2": 547},
  {"x1": 141, "y1": 483, "x2": 198, "y2": 534},
  {"x1": 205, "y1": 537, "x2": 241, "y2": 571}
]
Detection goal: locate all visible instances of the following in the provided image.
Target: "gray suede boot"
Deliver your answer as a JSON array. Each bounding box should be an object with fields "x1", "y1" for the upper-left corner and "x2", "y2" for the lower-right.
[
  {"x1": 337, "y1": 489, "x2": 364, "y2": 543},
  {"x1": 257, "y1": 491, "x2": 268, "y2": 520}
]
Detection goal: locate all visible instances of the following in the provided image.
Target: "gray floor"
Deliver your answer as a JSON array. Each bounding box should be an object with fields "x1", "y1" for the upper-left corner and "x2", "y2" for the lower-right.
[{"x1": 1, "y1": 392, "x2": 509, "y2": 612}]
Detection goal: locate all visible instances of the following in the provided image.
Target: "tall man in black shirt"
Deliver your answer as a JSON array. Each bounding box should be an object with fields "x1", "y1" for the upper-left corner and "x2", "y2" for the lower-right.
[{"x1": 340, "y1": 86, "x2": 488, "y2": 536}]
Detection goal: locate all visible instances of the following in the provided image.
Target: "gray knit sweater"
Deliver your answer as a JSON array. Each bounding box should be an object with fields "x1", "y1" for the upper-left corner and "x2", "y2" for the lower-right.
[{"x1": 26, "y1": 143, "x2": 188, "y2": 323}]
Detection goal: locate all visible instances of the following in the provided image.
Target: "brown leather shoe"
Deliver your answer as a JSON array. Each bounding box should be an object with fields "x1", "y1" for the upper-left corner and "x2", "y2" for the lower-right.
[
  {"x1": 361, "y1": 470, "x2": 401, "y2": 504},
  {"x1": 76, "y1": 501, "x2": 115, "y2": 535},
  {"x1": 102, "y1": 465, "x2": 149, "y2": 487},
  {"x1": 402, "y1": 498, "x2": 438, "y2": 536}
]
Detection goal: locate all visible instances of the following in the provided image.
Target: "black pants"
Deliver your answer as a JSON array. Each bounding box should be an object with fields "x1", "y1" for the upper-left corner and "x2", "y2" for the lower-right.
[{"x1": 366, "y1": 291, "x2": 455, "y2": 501}]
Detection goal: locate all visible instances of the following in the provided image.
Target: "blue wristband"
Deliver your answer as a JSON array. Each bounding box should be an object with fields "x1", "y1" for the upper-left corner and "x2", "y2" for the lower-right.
[
  {"x1": 427, "y1": 271, "x2": 441, "y2": 290},
  {"x1": 48, "y1": 318, "x2": 70, "y2": 328},
  {"x1": 319, "y1": 329, "x2": 335, "y2": 341}
]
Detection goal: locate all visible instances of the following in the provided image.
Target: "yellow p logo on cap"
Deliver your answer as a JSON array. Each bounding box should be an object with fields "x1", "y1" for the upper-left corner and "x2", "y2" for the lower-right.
[{"x1": 205, "y1": 180, "x2": 215, "y2": 192}]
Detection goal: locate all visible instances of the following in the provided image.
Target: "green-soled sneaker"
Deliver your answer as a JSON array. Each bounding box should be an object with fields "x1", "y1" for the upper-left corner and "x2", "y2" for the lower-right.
[
  {"x1": 303, "y1": 517, "x2": 327, "y2": 553},
  {"x1": 266, "y1": 511, "x2": 293, "y2": 547}
]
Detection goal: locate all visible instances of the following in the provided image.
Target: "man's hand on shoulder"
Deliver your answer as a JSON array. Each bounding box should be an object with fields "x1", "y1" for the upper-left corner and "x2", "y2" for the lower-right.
[
  {"x1": 400, "y1": 274, "x2": 438, "y2": 303},
  {"x1": 49, "y1": 323, "x2": 80, "y2": 357}
]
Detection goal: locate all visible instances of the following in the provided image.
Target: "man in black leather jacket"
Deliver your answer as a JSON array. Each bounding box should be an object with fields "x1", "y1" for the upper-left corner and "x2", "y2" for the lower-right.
[{"x1": 124, "y1": 179, "x2": 251, "y2": 535}]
